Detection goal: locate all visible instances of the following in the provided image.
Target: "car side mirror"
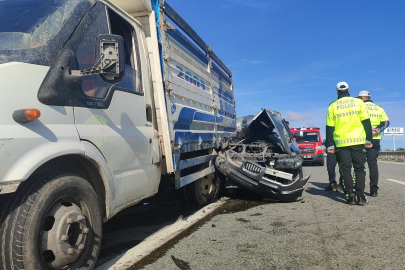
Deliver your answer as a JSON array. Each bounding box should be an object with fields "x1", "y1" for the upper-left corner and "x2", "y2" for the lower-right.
[
  {"x1": 69, "y1": 34, "x2": 125, "y2": 82},
  {"x1": 293, "y1": 130, "x2": 303, "y2": 138}
]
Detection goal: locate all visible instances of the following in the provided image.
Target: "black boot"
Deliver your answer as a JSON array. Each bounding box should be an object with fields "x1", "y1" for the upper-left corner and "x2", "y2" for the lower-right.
[
  {"x1": 348, "y1": 194, "x2": 357, "y2": 205},
  {"x1": 357, "y1": 196, "x2": 368, "y2": 206},
  {"x1": 325, "y1": 182, "x2": 337, "y2": 191}
]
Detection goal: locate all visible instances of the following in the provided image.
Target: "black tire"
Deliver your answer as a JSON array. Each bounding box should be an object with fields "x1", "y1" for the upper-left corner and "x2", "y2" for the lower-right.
[
  {"x1": 180, "y1": 172, "x2": 221, "y2": 206},
  {"x1": 319, "y1": 158, "x2": 325, "y2": 166},
  {"x1": 0, "y1": 173, "x2": 102, "y2": 270}
]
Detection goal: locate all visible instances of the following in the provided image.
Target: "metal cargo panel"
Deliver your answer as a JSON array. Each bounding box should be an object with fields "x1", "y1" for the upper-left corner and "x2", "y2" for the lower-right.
[{"x1": 157, "y1": 2, "x2": 236, "y2": 174}]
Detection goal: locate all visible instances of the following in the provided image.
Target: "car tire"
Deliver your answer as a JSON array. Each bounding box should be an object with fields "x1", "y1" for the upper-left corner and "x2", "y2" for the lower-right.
[
  {"x1": 182, "y1": 172, "x2": 221, "y2": 206},
  {"x1": 0, "y1": 173, "x2": 102, "y2": 270},
  {"x1": 319, "y1": 159, "x2": 325, "y2": 166}
]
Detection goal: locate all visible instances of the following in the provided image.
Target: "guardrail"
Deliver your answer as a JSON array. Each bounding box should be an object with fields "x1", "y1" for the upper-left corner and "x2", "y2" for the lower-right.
[{"x1": 378, "y1": 151, "x2": 405, "y2": 162}]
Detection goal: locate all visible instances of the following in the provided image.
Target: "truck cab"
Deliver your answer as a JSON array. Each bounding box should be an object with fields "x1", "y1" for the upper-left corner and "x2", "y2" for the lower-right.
[{"x1": 290, "y1": 127, "x2": 324, "y2": 166}]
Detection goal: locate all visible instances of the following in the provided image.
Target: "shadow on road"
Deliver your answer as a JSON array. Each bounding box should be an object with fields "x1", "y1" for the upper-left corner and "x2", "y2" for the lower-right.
[
  {"x1": 96, "y1": 187, "x2": 202, "y2": 267},
  {"x1": 305, "y1": 181, "x2": 347, "y2": 204}
]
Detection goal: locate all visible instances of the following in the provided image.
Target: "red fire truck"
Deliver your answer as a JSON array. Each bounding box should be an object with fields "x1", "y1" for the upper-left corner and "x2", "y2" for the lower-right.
[{"x1": 290, "y1": 127, "x2": 324, "y2": 166}]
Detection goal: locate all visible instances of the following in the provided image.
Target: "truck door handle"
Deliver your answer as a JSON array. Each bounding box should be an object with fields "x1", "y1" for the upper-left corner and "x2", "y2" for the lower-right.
[
  {"x1": 146, "y1": 105, "x2": 152, "y2": 123},
  {"x1": 149, "y1": 138, "x2": 152, "y2": 144}
]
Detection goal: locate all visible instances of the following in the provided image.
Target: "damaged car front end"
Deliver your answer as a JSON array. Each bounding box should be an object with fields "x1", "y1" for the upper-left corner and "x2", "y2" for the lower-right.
[{"x1": 216, "y1": 109, "x2": 310, "y2": 202}]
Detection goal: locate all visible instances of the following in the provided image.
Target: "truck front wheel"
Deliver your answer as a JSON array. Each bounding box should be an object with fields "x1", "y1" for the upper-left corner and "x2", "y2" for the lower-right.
[{"x1": 0, "y1": 173, "x2": 102, "y2": 270}]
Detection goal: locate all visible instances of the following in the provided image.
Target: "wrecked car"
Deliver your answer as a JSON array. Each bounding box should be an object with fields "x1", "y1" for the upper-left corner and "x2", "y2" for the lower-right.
[{"x1": 216, "y1": 109, "x2": 310, "y2": 202}]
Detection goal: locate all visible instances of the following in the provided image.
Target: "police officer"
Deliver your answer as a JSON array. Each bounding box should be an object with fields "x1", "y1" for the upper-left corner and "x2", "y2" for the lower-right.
[
  {"x1": 325, "y1": 151, "x2": 344, "y2": 191},
  {"x1": 325, "y1": 82, "x2": 373, "y2": 206},
  {"x1": 358, "y1": 90, "x2": 389, "y2": 197}
]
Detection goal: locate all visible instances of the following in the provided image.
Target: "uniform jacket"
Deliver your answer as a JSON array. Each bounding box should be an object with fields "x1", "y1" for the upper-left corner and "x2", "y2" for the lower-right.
[
  {"x1": 363, "y1": 100, "x2": 389, "y2": 140},
  {"x1": 326, "y1": 92, "x2": 373, "y2": 148}
]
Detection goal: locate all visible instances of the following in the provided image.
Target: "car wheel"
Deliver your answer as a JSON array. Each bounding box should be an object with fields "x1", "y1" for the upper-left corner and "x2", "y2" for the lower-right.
[
  {"x1": 319, "y1": 159, "x2": 325, "y2": 166},
  {"x1": 0, "y1": 173, "x2": 102, "y2": 270}
]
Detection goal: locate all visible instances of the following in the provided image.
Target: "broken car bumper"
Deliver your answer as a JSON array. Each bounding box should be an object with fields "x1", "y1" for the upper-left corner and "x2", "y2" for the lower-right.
[{"x1": 216, "y1": 151, "x2": 310, "y2": 201}]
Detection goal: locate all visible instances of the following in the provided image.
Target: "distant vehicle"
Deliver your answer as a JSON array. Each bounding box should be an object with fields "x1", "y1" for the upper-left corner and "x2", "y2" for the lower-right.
[
  {"x1": 216, "y1": 109, "x2": 310, "y2": 202},
  {"x1": 0, "y1": 0, "x2": 235, "y2": 268},
  {"x1": 290, "y1": 127, "x2": 324, "y2": 166}
]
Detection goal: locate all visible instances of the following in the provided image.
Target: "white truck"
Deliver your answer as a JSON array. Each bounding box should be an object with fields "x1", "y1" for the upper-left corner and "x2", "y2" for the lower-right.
[{"x1": 0, "y1": 0, "x2": 235, "y2": 269}]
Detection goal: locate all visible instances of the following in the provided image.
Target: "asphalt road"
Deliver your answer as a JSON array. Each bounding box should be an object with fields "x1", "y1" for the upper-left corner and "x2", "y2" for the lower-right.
[
  {"x1": 96, "y1": 188, "x2": 203, "y2": 267},
  {"x1": 136, "y1": 161, "x2": 405, "y2": 270}
]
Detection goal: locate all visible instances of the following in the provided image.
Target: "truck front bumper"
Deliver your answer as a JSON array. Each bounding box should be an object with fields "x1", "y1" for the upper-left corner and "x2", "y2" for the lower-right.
[{"x1": 215, "y1": 151, "x2": 310, "y2": 202}]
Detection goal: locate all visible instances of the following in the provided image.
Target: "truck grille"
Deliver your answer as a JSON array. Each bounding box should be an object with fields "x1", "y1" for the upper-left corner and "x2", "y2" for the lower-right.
[
  {"x1": 243, "y1": 162, "x2": 262, "y2": 175},
  {"x1": 299, "y1": 147, "x2": 315, "y2": 154}
]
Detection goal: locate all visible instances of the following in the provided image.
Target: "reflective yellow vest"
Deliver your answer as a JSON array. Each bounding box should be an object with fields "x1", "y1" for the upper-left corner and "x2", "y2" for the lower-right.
[
  {"x1": 364, "y1": 101, "x2": 389, "y2": 140},
  {"x1": 326, "y1": 96, "x2": 370, "y2": 147}
]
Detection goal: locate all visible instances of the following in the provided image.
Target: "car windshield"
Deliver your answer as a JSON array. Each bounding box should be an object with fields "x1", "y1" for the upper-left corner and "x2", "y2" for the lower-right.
[
  {"x1": 296, "y1": 132, "x2": 320, "y2": 143},
  {"x1": 0, "y1": 0, "x2": 93, "y2": 65}
]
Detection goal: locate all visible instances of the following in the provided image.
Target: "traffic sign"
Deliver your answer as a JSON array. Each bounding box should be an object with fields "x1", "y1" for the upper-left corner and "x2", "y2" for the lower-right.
[{"x1": 384, "y1": 127, "x2": 404, "y2": 136}]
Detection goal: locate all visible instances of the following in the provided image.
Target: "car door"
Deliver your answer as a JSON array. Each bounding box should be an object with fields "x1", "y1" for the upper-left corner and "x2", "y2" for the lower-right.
[{"x1": 73, "y1": 6, "x2": 155, "y2": 209}]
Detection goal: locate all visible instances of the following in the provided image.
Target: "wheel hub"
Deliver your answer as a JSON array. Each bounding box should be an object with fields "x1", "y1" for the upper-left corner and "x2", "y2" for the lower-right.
[
  {"x1": 200, "y1": 174, "x2": 215, "y2": 199},
  {"x1": 40, "y1": 201, "x2": 89, "y2": 269}
]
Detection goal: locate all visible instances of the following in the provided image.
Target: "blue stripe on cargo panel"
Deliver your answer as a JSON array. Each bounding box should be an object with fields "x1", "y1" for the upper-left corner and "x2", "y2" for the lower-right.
[
  {"x1": 212, "y1": 63, "x2": 232, "y2": 85},
  {"x1": 174, "y1": 107, "x2": 217, "y2": 130},
  {"x1": 194, "y1": 112, "x2": 215, "y2": 123},
  {"x1": 166, "y1": 29, "x2": 209, "y2": 65},
  {"x1": 173, "y1": 107, "x2": 195, "y2": 130},
  {"x1": 217, "y1": 101, "x2": 236, "y2": 116},
  {"x1": 174, "y1": 131, "x2": 218, "y2": 154},
  {"x1": 217, "y1": 127, "x2": 237, "y2": 132},
  {"x1": 216, "y1": 89, "x2": 234, "y2": 102}
]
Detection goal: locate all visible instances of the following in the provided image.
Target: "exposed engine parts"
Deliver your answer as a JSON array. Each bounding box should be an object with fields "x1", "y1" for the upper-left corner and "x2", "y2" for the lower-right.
[{"x1": 215, "y1": 108, "x2": 310, "y2": 202}]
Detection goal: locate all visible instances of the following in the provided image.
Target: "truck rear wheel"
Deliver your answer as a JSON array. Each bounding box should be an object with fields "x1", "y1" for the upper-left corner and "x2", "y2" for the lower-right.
[
  {"x1": 0, "y1": 173, "x2": 102, "y2": 270},
  {"x1": 181, "y1": 172, "x2": 221, "y2": 206}
]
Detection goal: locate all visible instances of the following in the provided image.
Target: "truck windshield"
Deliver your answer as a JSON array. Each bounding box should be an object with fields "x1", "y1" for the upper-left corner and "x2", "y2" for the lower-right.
[
  {"x1": 0, "y1": 0, "x2": 93, "y2": 65},
  {"x1": 296, "y1": 132, "x2": 320, "y2": 143}
]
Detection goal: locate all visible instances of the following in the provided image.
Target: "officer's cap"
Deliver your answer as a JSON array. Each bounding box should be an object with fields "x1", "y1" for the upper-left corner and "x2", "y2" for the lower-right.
[
  {"x1": 336, "y1": 82, "x2": 349, "y2": 91},
  {"x1": 358, "y1": 90, "x2": 370, "y2": 97}
]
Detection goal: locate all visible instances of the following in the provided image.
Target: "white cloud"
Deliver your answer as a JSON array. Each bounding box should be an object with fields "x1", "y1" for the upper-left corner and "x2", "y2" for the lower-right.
[{"x1": 284, "y1": 110, "x2": 311, "y2": 122}]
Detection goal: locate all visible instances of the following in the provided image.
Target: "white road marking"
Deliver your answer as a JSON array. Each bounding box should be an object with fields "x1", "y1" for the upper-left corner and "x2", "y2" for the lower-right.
[
  {"x1": 378, "y1": 161, "x2": 405, "y2": 165},
  {"x1": 97, "y1": 200, "x2": 226, "y2": 270},
  {"x1": 386, "y1": 179, "x2": 405, "y2": 185}
]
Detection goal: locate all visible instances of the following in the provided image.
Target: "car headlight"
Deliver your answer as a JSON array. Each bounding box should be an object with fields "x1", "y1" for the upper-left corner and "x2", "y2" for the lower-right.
[{"x1": 275, "y1": 157, "x2": 302, "y2": 169}]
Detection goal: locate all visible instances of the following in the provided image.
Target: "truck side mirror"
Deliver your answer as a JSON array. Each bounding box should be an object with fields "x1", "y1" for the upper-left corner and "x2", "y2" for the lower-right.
[
  {"x1": 322, "y1": 139, "x2": 326, "y2": 145},
  {"x1": 293, "y1": 130, "x2": 303, "y2": 138},
  {"x1": 69, "y1": 34, "x2": 125, "y2": 82}
]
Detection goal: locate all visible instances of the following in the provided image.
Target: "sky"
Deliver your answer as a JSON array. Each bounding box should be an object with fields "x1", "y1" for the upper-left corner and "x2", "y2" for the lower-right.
[{"x1": 168, "y1": 0, "x2": 405, "y2": 150}]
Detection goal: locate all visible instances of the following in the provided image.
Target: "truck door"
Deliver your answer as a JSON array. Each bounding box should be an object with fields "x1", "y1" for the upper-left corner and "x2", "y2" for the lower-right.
[{"x1": 74, "y1": 7, "x2": 155, "y2": 209}]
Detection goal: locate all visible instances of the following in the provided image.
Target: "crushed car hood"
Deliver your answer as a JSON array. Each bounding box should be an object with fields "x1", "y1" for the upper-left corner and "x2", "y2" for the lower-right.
[
  {"x1": 243, "y1": 109, "x2": 292, "y2": 154},
  {"x1": 217, "y1": 108, "x2": 310, "y2": 202}
]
